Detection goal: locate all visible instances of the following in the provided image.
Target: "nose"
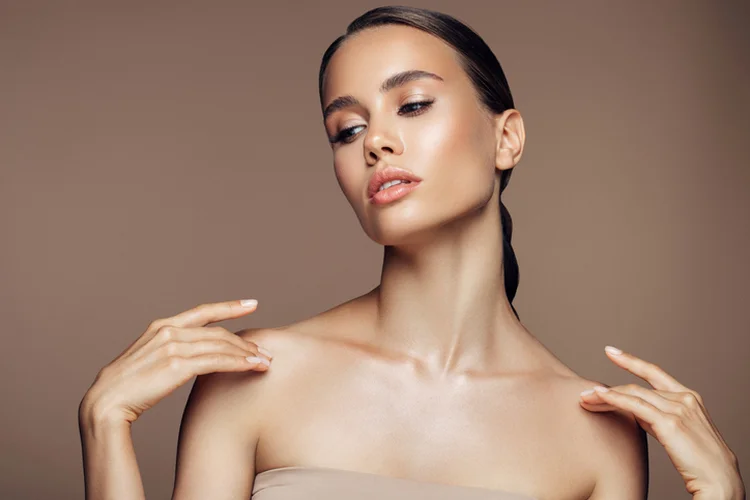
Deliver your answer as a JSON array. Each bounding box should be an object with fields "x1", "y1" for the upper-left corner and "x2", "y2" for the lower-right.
[{"x1": 363, "y1": 118, "x2": 404, "y2": 164}]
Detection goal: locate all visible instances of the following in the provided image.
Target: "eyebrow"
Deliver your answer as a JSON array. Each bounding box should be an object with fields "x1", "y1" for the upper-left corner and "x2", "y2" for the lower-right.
[{"x1": 323, "y1": 69, "x2": 444, "y2": 120}]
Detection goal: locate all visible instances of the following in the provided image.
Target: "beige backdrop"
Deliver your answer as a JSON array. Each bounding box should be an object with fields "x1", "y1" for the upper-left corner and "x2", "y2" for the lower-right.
[{"x1": 1, "y1": 1, "x2": 748, "y2": 499}]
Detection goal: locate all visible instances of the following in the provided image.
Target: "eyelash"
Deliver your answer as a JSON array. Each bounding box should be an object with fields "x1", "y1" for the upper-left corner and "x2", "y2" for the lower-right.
[{"x1": 330, "y1": 100, "x2": 435, "y2": 145}]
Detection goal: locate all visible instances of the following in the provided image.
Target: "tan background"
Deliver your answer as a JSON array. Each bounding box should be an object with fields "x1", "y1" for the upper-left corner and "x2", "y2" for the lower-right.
[{"x1": 1, "y1": 1, "x2": 748, "y2": 498}]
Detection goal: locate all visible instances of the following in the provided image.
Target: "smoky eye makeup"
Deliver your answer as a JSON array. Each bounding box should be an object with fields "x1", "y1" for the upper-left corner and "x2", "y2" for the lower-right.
[{"x1": 329, "y1": 98, "x2": 436, "y2": 145}]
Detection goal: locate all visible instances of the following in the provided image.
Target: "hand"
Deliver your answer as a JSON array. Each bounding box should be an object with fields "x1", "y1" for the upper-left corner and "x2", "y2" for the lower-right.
[
  {"x1": 79, "y1": 299, "x2": 273, "y2": 428},
  {"x1": 579, "y1": 346, "x2": 745, "y2": 500}
]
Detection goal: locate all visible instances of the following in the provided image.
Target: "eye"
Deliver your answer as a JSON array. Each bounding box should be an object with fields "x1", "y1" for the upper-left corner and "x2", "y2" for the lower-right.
[
  {"x1": 398, "y1": 99, "x2": 434, "y2": 116},
  {"x1": 329, "y1": 99, "x2": 435, "y2": 145},
  {"x1": 330, "y1": 124, "x2": 365, "y2": 145}
]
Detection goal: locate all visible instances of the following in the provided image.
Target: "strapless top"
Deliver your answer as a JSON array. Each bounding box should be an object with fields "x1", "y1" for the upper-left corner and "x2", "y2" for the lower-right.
[{"x1": 251, "y1": 466, "x2": 538, "y2": 500}]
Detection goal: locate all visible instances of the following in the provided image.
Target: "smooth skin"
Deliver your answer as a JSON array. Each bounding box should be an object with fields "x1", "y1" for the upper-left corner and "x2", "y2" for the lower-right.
[{"x1": 79, "y1": 24, "x2": 744, "y2": 500}]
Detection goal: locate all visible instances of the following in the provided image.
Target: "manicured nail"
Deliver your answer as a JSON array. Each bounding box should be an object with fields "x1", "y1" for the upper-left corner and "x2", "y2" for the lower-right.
[
  {"x1": 593, "y1": 385, "x2": 609, "y2": 393},
  {"x1": 246, "y1": 356, "x2": 270, "y2": 366},
  {"x1": 241, "y1": 299, "x2": 258, "y2": 307},
  {"x1": 257, "y1": 346, "x2": 273, "y2": 359},
  {"x1": 580, "y1": 389, "x2": 595, "y2": 397},
  {"x1": 604, "y1": 345, "x2": 622, "y2": 355}
]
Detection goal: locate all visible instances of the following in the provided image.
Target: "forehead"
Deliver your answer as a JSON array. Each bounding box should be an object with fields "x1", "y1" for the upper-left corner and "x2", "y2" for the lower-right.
[{"x1": 321, "y1": 24, "x2": 464, "y2": 105}]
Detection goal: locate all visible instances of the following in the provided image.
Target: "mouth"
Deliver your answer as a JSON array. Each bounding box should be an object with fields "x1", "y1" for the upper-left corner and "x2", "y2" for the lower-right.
[
  {"x1": 375, "y1": 179, "x2": 413, "y2": 193},
  {"x1": 369, "y1": 179, "x2": 422, "y2": 205},
  {"x1": 367, "y1": 165, "x2": 424, "y2": 199}
]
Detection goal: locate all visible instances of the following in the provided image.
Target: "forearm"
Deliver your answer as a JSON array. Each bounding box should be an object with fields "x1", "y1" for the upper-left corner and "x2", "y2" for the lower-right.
[{"x1": 78, "y1": 402, "x2": 146, "y2": 500}]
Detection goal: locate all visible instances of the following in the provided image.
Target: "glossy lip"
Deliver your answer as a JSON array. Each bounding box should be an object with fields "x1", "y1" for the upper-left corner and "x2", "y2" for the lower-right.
[
  {"x1": 370, "y1": 180, "x2": 421, "y2": 205},
  {"x1": 367, "y1": 165, "x2": 424, "y2": 200}
]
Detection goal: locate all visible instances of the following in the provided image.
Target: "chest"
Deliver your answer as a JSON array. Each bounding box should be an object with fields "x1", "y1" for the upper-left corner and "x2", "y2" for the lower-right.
[{"x1": 255, "y1": 363, "x2": 596, "y2": 499}]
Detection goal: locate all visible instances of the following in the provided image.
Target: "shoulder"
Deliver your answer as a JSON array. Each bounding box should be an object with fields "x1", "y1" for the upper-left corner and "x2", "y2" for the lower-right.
[
  {"x1": 238, "y1": 324, "x2": 324, "y2": 361},
  {"x1": 548, "y1": 375, "x2": 649, "y2": 499},
  {"x1": 236, "y1": 298, "x2": 375, "y2": 374},
  {"x1": 180, "y1": 324, "x2": 315, "y2": 420},
  {"x1": 237, "y1": 322, "x2": 343, "y2": 378},
  {"x1": 181, "y1": 327, "x2": 286, "y2": 425},
  {"x1": 173, "y1": 326, "x2": 298, "y2": 497},
  {"x1": 233, "y1": 321, "x2": 355, "y2": 396}
]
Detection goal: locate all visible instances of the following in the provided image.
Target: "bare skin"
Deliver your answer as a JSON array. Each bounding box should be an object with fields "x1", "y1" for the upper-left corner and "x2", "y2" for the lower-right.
[
  {"x1": 172, "y1": 24, "x2": 647, "y2": 500},
  {"x1": 237, "y1": 300, "x2": 645, "y2": 500},
  {"x1": 80, "y1": 22, "x2": 743, "y2": 500}
]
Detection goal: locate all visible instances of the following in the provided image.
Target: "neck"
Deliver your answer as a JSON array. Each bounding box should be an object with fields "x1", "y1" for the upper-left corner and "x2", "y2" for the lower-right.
[{"x1": 366, "y1": 198, "x2": 530, "y2": 377}]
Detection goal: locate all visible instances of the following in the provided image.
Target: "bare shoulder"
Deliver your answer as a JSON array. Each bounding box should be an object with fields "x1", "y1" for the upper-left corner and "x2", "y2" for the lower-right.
[
  {"x1": 238, "y1": 324, "x2": 325, "y2": 364},
  {"x1": 233, "y1": 321, "x2": 351, "y2": 401},
  {"x1": 182, "y1": 321, "x2": 335, "y2": 428},
  {"x1": 177, "y1": 325, "x2": 313, "y2": 437},
  {"x1": 236, "y1": 295, "x2": 374, "y2": 381},
  {"x1": 172, "y1": 326, "x2": 294, "y2": 499},
  {"x1": 237, "y1": 322, "x2": 341, "y2": 379},
  {"x1": 544, "y1": 374, "x2": 649, "y2": 499},
  {"x1": 177, "y1": 326, "x2": 326, "y2": 457}
]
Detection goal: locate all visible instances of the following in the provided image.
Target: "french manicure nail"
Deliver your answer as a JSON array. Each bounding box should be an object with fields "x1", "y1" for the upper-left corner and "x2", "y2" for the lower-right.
[
  {"x1": 241, "y1": 299, "x2": 258, "y2": 307},
  {"x1": 593, "y1": 385, "x2": 609, "y2": 393},
  {"x1": 580, "y1": 388, "x2": 595, "y2": 397},
  {"x1": 604, "y1": 345, "x2": 622, "y2": 355},
  {"x1": 257, "y1": 346, "x2": 273, "y2": 359},
  {"x1": 246, "y1": 356, "x2": 270, "y2": 366}
]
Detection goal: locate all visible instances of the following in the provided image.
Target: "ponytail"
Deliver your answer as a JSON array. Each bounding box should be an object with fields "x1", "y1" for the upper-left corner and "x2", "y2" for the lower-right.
[{"x1": 500, "y1": 169, "x2": 520, "y2": 319}]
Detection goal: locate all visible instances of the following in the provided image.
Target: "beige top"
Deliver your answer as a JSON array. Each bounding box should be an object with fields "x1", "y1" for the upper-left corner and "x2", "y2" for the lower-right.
[{"x1": 251, "y1": 466, "x2": 538, "y2": 500}]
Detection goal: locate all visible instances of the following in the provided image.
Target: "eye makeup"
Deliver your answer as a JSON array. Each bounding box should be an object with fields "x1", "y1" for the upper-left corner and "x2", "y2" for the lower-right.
[{"x1": 329, "y1": 99, "x2": 435, "y2": 145}]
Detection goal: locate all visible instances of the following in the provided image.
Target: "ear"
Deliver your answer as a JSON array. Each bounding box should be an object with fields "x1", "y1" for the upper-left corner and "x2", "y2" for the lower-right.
[{"x1": 494, "y1": 109, "x2": 525, "y2": 172}]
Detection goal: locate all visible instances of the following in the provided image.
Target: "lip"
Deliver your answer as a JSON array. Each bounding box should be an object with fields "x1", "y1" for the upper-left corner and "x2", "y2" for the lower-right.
[
  {"x1": 370, "y1": 180, "x2": 421, "y2": 205},
  {"x1": 367, "y1": 165, "x2": 424, "y2": 200}
]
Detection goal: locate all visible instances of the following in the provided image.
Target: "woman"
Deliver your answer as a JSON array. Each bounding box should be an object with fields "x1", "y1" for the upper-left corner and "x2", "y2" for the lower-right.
[{"x1": 78, "y1": 6, "x2": 745, "y2": 500}]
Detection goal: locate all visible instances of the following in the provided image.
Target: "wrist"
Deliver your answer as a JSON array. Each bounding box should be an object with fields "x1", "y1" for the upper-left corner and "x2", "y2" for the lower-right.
[
  {"x1": 704, "y1": 476, "x2": 745, "y2": 500},
  {"x1": 723, "y1": 458, "x2": 746, "y2": 500},
  {"x1": 78, "y1": 393, "x2": 131, "y2": 437}
]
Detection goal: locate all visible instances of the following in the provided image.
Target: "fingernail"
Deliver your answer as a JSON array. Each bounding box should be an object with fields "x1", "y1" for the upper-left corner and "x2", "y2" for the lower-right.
[
  {"x1": 580, "y1": 388, "x2": 595, "y2": 397},
  {"x1": 604, "y1": 345, "x2": 622, "y2": 355},
  {"x1": 257, "y1": 346, "x2": 273, "y2": 359},
  {"x1": 593, "y1": 385, "x2": 609, "y2": 393},
  {"x1": 241, "y1": 299, "x2": 258, "y2": 307},
  {"x1": 246, "y1": 356, "x2": 270, "y2": 366}
]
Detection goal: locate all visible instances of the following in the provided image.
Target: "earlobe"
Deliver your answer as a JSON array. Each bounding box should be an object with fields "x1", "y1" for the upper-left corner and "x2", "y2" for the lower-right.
[{"x1": 494, "y1": 109, "x2": 525, "y2": 171}]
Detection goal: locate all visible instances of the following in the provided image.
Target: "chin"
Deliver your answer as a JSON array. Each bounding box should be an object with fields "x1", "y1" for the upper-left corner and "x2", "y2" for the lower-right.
[
  {"x1": 352, "y1": 204, "x2": 421, "y2": 245},
  {"x1": 359, "y1": 207, "x2": 455, "y2": 247}
]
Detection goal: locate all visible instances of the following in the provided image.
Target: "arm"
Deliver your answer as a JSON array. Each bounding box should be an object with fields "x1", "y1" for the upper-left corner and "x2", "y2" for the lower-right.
[
  {"x1": 78, "y1": 400, "x2": 146, "y2": 500},
  {"x1": 171, "y1": 329, "x2": 272, "y2": 500},
  {"x1": 588, "y1": 410, "x2": 649, "y2": 499},
  {"x1": 78, "y1": 300, "x2": 271, "y2": 500}
]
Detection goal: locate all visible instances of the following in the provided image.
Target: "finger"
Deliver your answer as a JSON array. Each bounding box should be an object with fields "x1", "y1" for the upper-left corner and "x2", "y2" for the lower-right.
[
  {"x1": 127, "y1": 300, "x2": 259, "y2": 355},
  {"x1": 152, "y1": 299, "x2": 259, "y2": 330},
  {"x1": 170, "y1": 353, "x2": 271, "y2": 377},
  {"x1": 148, "y1": 326, "x2": 270, "y2": 361},
  {"x1": 657, "y1": 390, "x2": 715, "y2": 429},
  {"x1": 580, "y1": 384, "x2": 682, "y2": 414},
  {"x1": 657, "y1": 389, "x2": 706, "y2": 410},
  {"x1": 603, "y1": 346, "x2": 688, "y2": 392},
  {"x1": 578, "y1": 400, "x2": 620, "y2": 412},
  {"x1": 582, "y1": 386, "x2": 664, "y2": 428},
  {"x1": 156, "y1": 339, "x2": 266, "y2": 362}
]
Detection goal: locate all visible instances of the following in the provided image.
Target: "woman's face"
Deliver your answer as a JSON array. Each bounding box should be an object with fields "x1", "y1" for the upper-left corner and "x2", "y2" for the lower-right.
[{"x1": 321, "y1": 24, "x2": 514, "y2": 246}]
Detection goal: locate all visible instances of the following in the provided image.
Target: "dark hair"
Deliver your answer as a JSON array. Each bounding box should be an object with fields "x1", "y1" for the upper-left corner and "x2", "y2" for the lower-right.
[{"x1": 318, "y1": 5, "x2": 520, "y2": 319}]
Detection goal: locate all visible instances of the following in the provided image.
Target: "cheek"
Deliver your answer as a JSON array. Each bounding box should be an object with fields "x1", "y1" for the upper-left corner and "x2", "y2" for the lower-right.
[
  {"x1": 409, "y1": 106, "x2": 495, "y2": 207},
  {"x1": 333, "y1": 151, "x2": 366, "y2": 207}
]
